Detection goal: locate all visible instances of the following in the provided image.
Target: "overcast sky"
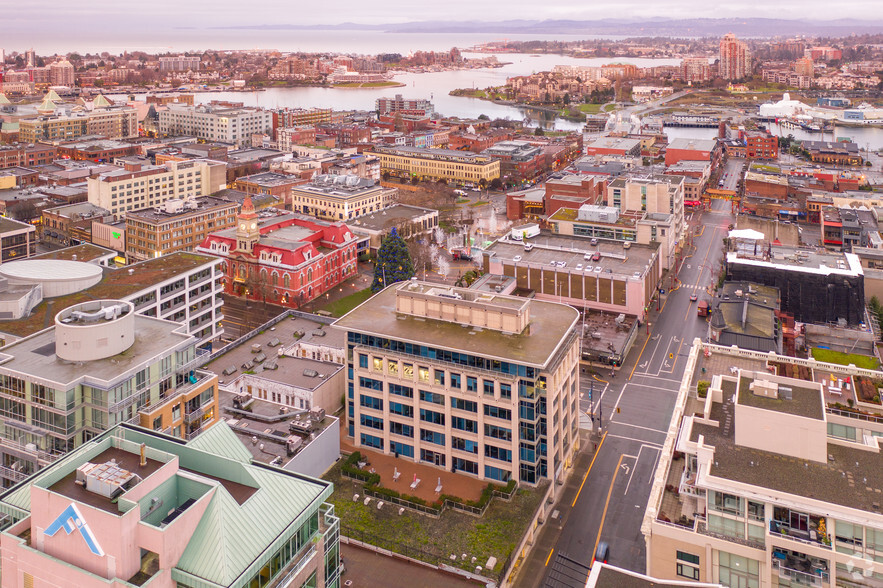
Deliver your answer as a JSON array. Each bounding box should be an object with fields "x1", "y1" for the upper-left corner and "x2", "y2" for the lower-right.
[{"x1": 5, "y1": 1, "x2": 883, "y2": 29}]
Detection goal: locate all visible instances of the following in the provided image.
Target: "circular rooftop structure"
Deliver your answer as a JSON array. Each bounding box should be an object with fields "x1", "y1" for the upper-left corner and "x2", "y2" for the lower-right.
[{"x1": 0, "y1": 259, "x2": 103, "y2": 298}]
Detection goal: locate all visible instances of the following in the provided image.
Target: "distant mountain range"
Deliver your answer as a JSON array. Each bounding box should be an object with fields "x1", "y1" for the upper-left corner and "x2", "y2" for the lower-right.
[{"x1": 216, "y1": 18, "x2": 883, "y2": 38}]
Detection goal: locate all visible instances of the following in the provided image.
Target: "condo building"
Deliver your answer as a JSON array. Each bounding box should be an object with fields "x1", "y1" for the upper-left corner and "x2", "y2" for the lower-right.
[
  {"x1": 158, "y1": 104, "x2": 272, "y2": 145},
  {"x1": 368, "y1": 146, "x2": 500, "y2": 186},
  {"x1": 334, "y1": 280, "x2": 581, "y2": 485}
]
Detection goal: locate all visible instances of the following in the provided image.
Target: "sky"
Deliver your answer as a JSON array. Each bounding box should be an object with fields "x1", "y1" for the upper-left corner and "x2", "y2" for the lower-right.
[{"x1": 4, "y1": 0, "x2": 883, "y2": 30}]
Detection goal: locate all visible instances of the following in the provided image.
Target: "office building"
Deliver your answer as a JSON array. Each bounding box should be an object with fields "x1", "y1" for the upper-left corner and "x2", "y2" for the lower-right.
[
  {"x1": 272, "y1": 107, "x2": 333, "y2": 130},
  {"x1": 48, "y1": 59, "x2": 75, "y2": 87},
  {"x1": 158, "y1": 103, "x2": 272, "y2": 145},
  {"x1": 644, "y1": 343, "x2": 883, "y2": 588},
  {"x1": 368, "y1": 146, "x2": 500, "y2": 186},
  {"x1": 197, "y1": 198, "x2": 358, "y2": 309},
  {"x1": 681, "y1": 57, "x2": 712, "y2": 83},
  {"x1": 0, "y1": 422, "x2": 340, "y2": 587},
  {"x1": 719, "y1": 33, "x2": 752, "y2": 80},
  {"x1": 158, "y1": 55, "x2": 201, "y2": 72},
  {"x1": 87, "y1": 159, "x2": 226, "y2": 218},
  {"x1": 335, "y1": 280, "x2": 581, "y2": 485},
  {"x1": 0, "y1": 217, "x2": 36, "y2": 263},
  {"x1": 375, "y1": 94, "x2": 435, "y2": 117},
  {"x1": 0, "y1": 298, "x2": 219, "y2": 487},
  {"x1": 125, "y1": 196, "x2": 238, "y2": 262},
  {"x1": 289, "y1": 175, "x2": 397, "y2": 221},
  {"x1": 482, "y1": 140, "x2": 546, "y2": 185}
]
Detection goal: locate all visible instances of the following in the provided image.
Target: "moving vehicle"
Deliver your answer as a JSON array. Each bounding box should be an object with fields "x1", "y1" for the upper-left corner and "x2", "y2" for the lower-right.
[
  {"x1": 594, "y1": 542, "x2": 610, "y2": 566},
  {"x1": 451, "y1": 248, "x2": 472, "y2": 261},
  {"x1": 697, "y1": 300, "x2": 710, "y2": 317},
  {"x1": 690, "y1": 293, "x2": 698, "y2": 302}
]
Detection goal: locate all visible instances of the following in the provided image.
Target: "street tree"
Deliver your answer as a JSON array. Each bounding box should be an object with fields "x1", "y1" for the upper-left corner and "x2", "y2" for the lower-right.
[{"x1": 371, "y1": 228, "x2": 415, "y2": 292}]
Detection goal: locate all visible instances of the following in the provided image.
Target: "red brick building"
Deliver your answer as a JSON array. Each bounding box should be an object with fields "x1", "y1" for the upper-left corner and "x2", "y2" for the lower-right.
[
  {"x1": 665, "y1": 138, "x2": 720, "y2": 167},
  {"x1": 198, "y1": 198, "x2": 358, "y2": 308},
  {"x1": 743, "y1": 131, "x2": 778, "y2": 160},
  {"x1": 56, "y1": 139, "x2": 139, "y2": 162},
  {"x1": 0, "y1": 144, "x2": 57, "y2": 168}
]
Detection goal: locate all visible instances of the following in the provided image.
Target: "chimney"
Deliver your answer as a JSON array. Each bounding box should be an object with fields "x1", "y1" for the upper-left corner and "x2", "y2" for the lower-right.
[{"x1": 140, "y1": 443, "x2": 147, "y2": 467}]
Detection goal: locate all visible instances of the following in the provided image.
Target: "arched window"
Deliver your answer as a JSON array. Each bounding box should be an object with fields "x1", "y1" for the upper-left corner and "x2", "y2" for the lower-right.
[
  {"x1": 238, "y1": 266, "x2": 247, "y2": 279},
  {"x1": 298, "y1": 274, "x2": 303, "y2": 287},
  {"x1": 308, "y1": 268, "x2": 313, "y2": 282},
  {"x1": 272, "y1": 272, "x2": 278, "y2": 286},
  {"x1": 260, "y1": 268, "x2": 268, "y2": 281},
  {"x1": 284, "y1": 274, "x2": 291, "y2": 288},
  {"x1": 308, "y1": 286, "x2": 313, "y2": 298}
]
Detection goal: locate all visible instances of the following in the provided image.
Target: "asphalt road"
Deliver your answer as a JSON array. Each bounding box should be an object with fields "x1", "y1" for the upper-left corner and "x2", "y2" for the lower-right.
[{"x1": 537, "y1": 198, "x2": 735, "y2": 587}]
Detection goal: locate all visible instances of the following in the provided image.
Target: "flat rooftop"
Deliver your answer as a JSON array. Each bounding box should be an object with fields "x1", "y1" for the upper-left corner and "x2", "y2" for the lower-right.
[
  {"x1": 736, "y1": 373, "x2": 824, "y2": 420},
  {"x1": 727, "y1": 246, "x2": 862, "y2": 276},
  {"x1": 127, "y1": 196, "x2": 236, "y2": 223},
  {"x1": 0, "y1": 251, "x2": 216, "y2": 339},
  {"x1": 0, "y1": 314, "x2": 191, "y2": 387},
  {"x1": 585, "y1": 137, "x2": 642, "y2": 151},
  {"x1": 351, "y1": 204, "x2": 436, "y2": 232},
  {"x1": 334, "y1": 282, "x2": 578, "y2": 369},
  {"x1": 486, "y1": 233, "x2": 658, "y2": 279},
  {"x1": 0, "y1": 217, "x2": 33, "y2": 233},
  {"x1": 667, "y1": 137, "x2": 716, "y2": 152},
  {"x1": 691, "y1": 378, "x2": 883, "y2": 514}
]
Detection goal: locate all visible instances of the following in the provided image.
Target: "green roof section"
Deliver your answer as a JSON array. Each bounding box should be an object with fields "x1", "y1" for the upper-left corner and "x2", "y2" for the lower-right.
[
  {"x1": 176, "y1": 458, "x2": 331, "y2": 586},
  {"x1": 186, "y1": 421, "x2": 253, "y2": 463}
]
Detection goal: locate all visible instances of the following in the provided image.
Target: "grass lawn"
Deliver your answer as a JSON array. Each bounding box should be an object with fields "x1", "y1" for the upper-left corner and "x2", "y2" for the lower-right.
[
  {"x1": 455, "y1": 198, "x2": 470, "y2": 204},
  {"x1": 811, "y1": 348, "x2": 880, "y2": 370},
  {"x1": 579, "y1": 103, "x2": 604, "y2": 114},
  {"x1": 604, "y1": 103, "x2": 616, "y2": 112},
  {"x1": 316, "y1": 288, "x2": 373, "y2": 317},
  {"x1": 323, "y1": 460, "x2": 546, "y2": 578},
  {"x1": 468, "y1": 200, "x2": 490, "y2": 207}
]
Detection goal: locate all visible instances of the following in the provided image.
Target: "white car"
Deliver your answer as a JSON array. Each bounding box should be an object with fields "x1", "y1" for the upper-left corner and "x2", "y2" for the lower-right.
[
  {"x1": 557, "y1": 261, "x2": 567, "y2": 268},
  {"x1": 575, "y1": 263, "x2": 583, "y2": 271},
  {"x1": 584, "y1": 265, "x2": 593, "y2": 272},
  {"x1": 513, "y1": 255, "x2": 522, "y2": 262},
  {"x1": 594, "y1": 266, "x2": 603, "y2": 273}
]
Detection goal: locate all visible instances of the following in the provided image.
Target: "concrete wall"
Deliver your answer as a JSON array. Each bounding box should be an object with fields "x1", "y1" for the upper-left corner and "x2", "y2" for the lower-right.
[{"x1": 286, "y1": 417, "x2": 341, "y2": 478}]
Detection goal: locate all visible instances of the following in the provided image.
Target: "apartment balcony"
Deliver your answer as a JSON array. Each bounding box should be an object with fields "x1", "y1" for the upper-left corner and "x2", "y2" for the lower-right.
[
  {"x1": 770, "y1": 509, "x2": 831, "y2": 550},
  {"x1": 184, "y1": 404, "x2": 209, "y2": 425},
  {"x1": 771, "y1": 552, "x2": 829, "y2": 587},
  {"x1": 276, "y1": 544, "x2": 318, "y2": 588},
  {"x1": 0, "y1": 464, "x2": 29, "y2": 483},
  {"x1": 696, "y1": 516, "x2": 766, "y2": 551}
]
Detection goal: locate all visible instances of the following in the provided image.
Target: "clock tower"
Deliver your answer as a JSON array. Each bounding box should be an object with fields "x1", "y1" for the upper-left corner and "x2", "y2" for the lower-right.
[{"x1": 235, "y1": 196, "x2": 260, "y2": 254}]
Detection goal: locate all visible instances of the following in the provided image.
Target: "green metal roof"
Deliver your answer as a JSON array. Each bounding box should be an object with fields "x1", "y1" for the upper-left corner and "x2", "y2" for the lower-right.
[
  {"x1": 176, "y1": 464, "x2": 330, "y2": 586},
  {"x1": 186, "y1": 421, "x2": 253, "y2": 463}
]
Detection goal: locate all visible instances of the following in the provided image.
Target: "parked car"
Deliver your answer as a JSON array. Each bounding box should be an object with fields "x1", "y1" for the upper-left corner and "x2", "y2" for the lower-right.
[
  {"x1": 513, "y1": 255, "x2": 522, "y2": 263},
  {"x1": 594, "y1": 541, "x2": 610, "y2": 566}
]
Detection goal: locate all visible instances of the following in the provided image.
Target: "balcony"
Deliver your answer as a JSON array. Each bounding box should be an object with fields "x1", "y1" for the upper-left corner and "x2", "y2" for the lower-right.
[
  {"x1": 771, "y1": 508, "x2": 831, "y2": 550},
  {"x1": 276, "y1": 544, "x2": 318, "y2": 588},
  {"x1": 696, "y1": 516, "x2": 766, "y2": 551},
  {"x1": 772, "y1": 552, "x2": 829, "y2": 587},
  {"x1": 184, "y1": 404, "x2": 208, "y2": 424}
]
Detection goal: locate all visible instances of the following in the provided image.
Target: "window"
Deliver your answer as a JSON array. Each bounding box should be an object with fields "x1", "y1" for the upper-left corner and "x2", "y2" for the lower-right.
[
  {"x1": 389, "y1": 421, "x2": 413, "y2": 438},
  {"x1": 419, "y1": 390, "x2": 444, "y2": 405},
  {"x1": 452, "y1": 457, "x2": 478, "y2": 475},
  {"x1": 389, "y1": 401, "x2": 413, "y2": 418},
  {"x1": 452, "y1": 416, "x2": 478, "y2": 433},
  {"x1": 452, "y1": 437, "x2": 478, "y2": 454},
  {"x1": 434, "y1": 370, "x2": 445, "y2": 386},
  {"x1": 420, "y1": 429, "x2": 445, "y2": 446},
  {"x1": 485, "y1": 465, "x2": 510, "y2": 482},
  {"x1": 709, "y1": 490, "x2": 743, "y2": 516},
  {"x1": 485, "y1": 444, "x2": 512, "y2": 462},
  {"x1": 483, "y1": 380, "x2": 495, "y2": 396},
  {"x1": 500, "y1": 383, "x2": 512, "y2": 400},
  {"x1": 359, "y1": 395, "x2": 383, "y2": 411},
  {"x1": 466, "y1": 377, "x2": 477, "y2": 392},
  {"x1": 835, "y1": 520, "x2": 864, "y2": 549},
  {"x1": 373, "y1": 357, "x2": 384, "y2": 372},
  {"x1": 390, "y1": 441, "x2": 413, "y2": 458},
  {"x1": 360, "y1": 433, "x2": 383, "y2": 450},
  {"x1": 450, "y1": 373, "x2": 461, "y2": 389},
  {"x1": 676, "y1": 551, "x2": 700, "y2": 581},
  {"x1": 359, "y1": 377, "x2": 383, "y2": 392},
  {"x1": 828, "y1": 422, "x2": 857, "y2": 441},
  {"x1": 358, "y1": 354, "x2": 368, "y2": 369},
  {"x1": 485, "y1": 424, "x2": 512, "y2": 442},
  {"x1": 389, "y1": 384, "x2": 413, "y2": 398},
  {"x1": 718, "y1": 552, "x2": 758, "y2": 588},
  {"x1": 360, "y1": 414, "x2": 383, "y2": 430},
  {"x1": 451, "y1": 398, "x2": 477, "y2": 412},
  {"x1": 484, "y1": 405, "x2": 511, "y2": 420},
  {"x1": 419, "y1": 408, "x2": 444, "y2": 425},
  {"x1": 418, "y1": 366, "x2": 430, "y2": 382}
]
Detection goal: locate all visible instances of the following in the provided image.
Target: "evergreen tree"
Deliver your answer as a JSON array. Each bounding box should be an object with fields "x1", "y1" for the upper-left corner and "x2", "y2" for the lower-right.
[{"x1": 371, "y1": 228, "x2": 415, "y2": 292}]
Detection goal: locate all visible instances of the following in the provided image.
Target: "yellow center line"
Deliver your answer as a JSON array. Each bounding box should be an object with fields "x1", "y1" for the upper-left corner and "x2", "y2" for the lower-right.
[
  {"x1": 629, "y1": 334, "x2": 651, "y2": 381},
  {"x1": 572, "y1": 432, "x2": 607, "y2": 507},
  {"x1": 683, "y1": 225, "x2": 718, "y2": 322},
  {"x1": 545, "y1": 548, "x2": 554, "y2": 567},
  {"x1": 592, "y1": 374, "x2": 608, "y2": 385},
  {"x1": 591, "y1": 454, "x2": 625, "y2": 568}
]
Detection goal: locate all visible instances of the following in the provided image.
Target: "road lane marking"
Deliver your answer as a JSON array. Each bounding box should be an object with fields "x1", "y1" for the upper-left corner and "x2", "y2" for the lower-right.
[
  {"x1": 628, "y1": 334, "x2": 651, "y2": 381},
  {"x1": 609, "y1": 422, "x2": 669, "y2": 435},
  {"x1": 592, "y1": 454, "x2": 625, "y2": 565},
  {"x1": 604, "y1": 434, "x2": 664, "y2": 447},
  {"x1": 545, "y1": 548, "x2": 554, "y2": 567},
  {"x1": 572, "y1": 432, "x2": 607, "y2": 507}
]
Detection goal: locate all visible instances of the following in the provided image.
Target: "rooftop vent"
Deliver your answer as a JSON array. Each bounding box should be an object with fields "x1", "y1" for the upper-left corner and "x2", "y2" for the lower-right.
[{"x1": 75, "y1": 460, "x2": 137, "y2": 499}]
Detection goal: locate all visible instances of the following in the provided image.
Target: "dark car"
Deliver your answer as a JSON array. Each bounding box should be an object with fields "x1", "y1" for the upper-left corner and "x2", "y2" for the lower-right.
[{"x1": 594, "y1": 541, "x2": 610, "y2": 566}]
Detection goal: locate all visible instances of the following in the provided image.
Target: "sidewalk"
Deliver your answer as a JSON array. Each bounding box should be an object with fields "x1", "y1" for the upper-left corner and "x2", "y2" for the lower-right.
[{"x1": 511, "y1": 430, "x2": 601, "y2": 588}]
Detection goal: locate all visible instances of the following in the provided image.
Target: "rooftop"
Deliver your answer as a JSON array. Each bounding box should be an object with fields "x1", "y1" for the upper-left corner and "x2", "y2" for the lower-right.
[
  {"x1": 736, "y1": 372, "x2": 825, "y2": 420},
  {"x1": 370, "y1": 146, "x2": 495, "y2": 163},
  {"x1": 236, "y1": 172, "x2": 303, "y2": 187},
  {"x1": 667, "y1": 138, "x2": 717, "y2": 152},
  {"x1": 333, "y1": 281, "x2": 578, "y2": 369},
  {"x1": 126, "y1": 196, "x2": 237, "y2": 223},
  {"x1": 292, "y1": 175, "x2": 380, "y2": 197},
  {"x1": 350, "y1": 204, "x2": 436, "y2": 232},
  {"x1": 0, "y1": 313, "x2": 192, "y2": 387},
  {"x1": 0, "y1": 251, "x2": 218, "y2": 339},
  {"x1": 485, "y1": 232, "x2": 658, "y2": 279},
  {"x1": 0, "y1": 217, "x2": 34, "y2": 233},
  {"x1": 727, "y1": 246, "x2": 863, "y2": 277},
  {"x1": 585, "y1": 136, "x2": 642, "y2": 151}
]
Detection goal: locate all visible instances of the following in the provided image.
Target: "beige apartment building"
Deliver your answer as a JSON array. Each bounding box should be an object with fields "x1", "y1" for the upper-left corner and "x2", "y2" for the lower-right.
[
  {"x1": 125, "y1": 195, "x2": 238, "y2": 262},
  {"x1": 368, "y1": 146, "x2": 500, "y2": 186},
  {"x1": 290, "y1": 175, "x2": 398, "y2": 221},
  {"x1": 644, "y1": 341, "x2": 883, "y2": 588},
  {"x1": 87, "y1": 159, "x2": 226, "y2": 218},
  {"x1": 334, "y1": 280, "x2": 581, "y2": 486},
  {"x1": 18, "y1": 106, "x2": 138, "y2": 143}
]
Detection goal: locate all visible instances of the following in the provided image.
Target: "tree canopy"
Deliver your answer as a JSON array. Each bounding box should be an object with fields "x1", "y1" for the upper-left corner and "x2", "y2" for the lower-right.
[{"x1": 371, "y1": 228, "x2": 415, "y2": 292}]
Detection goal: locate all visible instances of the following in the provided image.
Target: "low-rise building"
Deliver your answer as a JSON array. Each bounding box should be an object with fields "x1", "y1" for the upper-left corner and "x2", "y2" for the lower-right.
[
  {"x1": 41, "y1": 202, "x2": 112, "y2": 248},
  {"x1": 197, "y1": 199, "x2": 358, "y2": 309},
  {"x1": 482, "y1": 140, "x2": 546, "y2": 186},
  {"x1": 0, "y1": 217, "x2": 36, "y2": 263},
  {"x1": 232, "y1": 171, "x2": 306, "y2": 207},
  {"x1": 18, "y1": 105, "x2": 138, "y2": 143},
  {"x1": 801, "y1": 140, "x2": 863, "y2": 166},
  {"x1": 665, "y1": 138, "x2": 720, "y2": 168},
  {"x1": 0, "y1": 421, "x2": 340, "y2": 587},
  {"x1": 349, "y1": 204, "x2": 438, "y2": 254},
  {"x1": 585, "y1": 137, "x2": 642, "y2": 158},
  {"x1": 289, "y1": 175, "x2": 397, "y2": 222},
  {"x1": 368, "y1": 146, "x2": 500, "y2": 187},
  {"x1": 125, "y1": 196, "x2": 238, "y2": 262},
  {"x1": 87, "y1": 159, "x2": 226, "y2": 219},
  {"x1": 708, "y1": 282, "x2": 782, "y2": 353}
]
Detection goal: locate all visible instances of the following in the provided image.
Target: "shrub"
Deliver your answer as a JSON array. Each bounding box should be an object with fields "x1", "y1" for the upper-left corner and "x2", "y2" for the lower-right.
[{"x1": 697, "y1": 380, "x2": 710, "y2": 398}]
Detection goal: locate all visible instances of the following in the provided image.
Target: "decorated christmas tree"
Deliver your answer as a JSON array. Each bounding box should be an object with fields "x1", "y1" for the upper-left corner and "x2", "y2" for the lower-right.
[{"x1": 371, "y1": 228, "x2": 415, "y2": 292}]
